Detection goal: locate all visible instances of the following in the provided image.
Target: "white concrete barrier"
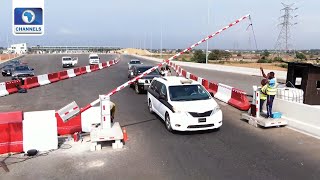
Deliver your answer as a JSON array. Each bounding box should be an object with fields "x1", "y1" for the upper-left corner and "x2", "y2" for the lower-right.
[
  {"x1": 98, "y1": 63, "x2": 103, "y2": 69},
  {"x1": 273, "y1": 98, "x2": 320, "y2": 138},
  {"x1": 0, "y1": 82, "x2": 9, "y2": 97},
  {"x1": 23, "y1": 110, "x2": 58, "y2": 152},
  {"x1": 85, "y1": 66, "x2": 91, "y2": 73},
  {"x1": 81, "y1": 107, "x2": 100, "y2": 133},
  {"x1": 37, "y1": 74, "x2": 51, "y2": 86},
  {"x1": 215, "y1": 83, "x2": 233, "y2": 103},
  {"x1": 67, "y1": 69, "x2": 76, "y2": 78}
]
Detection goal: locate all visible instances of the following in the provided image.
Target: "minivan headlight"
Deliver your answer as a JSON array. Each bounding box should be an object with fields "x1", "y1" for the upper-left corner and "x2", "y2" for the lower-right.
[
  {"x1": 211, "y1": 105, "x2": 221, "y2": 115},
  {"x1": 173, "y1": 106, "x2": 183, "y2": 113}
]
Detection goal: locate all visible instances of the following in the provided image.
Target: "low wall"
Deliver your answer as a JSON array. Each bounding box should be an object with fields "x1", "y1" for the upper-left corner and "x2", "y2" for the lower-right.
[
  {"x1": 273, "y1": 98, "x2": 320, "y2": 138},
  {"x1": 129, "y1": 54, "x2": 288, "y2": 80},
  {"x1": 0, "y1": 54, "x2": 25, "y2": 65}
]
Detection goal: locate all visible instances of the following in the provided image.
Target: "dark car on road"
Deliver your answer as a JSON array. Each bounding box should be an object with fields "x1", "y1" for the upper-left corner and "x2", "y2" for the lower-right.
[
  {"x1": 129, "y1": 65, "x2": 162, "y2": 94},
  {"x1": 11, "y1": 65, "x2": 35, "y2": 80},
  {"x1": 1, "y1": 64, "x2": 16, "y2": 76}
]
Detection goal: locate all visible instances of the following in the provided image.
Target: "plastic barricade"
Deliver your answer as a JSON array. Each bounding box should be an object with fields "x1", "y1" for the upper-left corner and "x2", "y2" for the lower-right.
[
  {"x1": 24, "y1": 77, "x2": 40, "y2": 89},
  {"x1": 59, "y1": 71, "x2": 69, "y2": 80},
  {"x1": 90, "y1": 65, "x2": 97, "y2": 72},
  {"x1": 102, "y1": 62, "x2": 107, "y2": 68},
  {"x1": 74, "y1": 67, "x2": 81, "y2": 76},
  {"x1": 48, "y1": 72, "x2": 59, "y2": 83},
  {"x1": 0, "y1": 111, "x2": 23, "y2": 154},
  {"x1": 190, "y1": 74, "x2": 198, "y2": 81},
  {"x1": 228, "y1": 88, "x2": 251, "y2": 111},
  {"x1": 80, "y1": 67, "x2": 87, "y2": 75},
  {"x1": 202, "y1": 79, "x2": 209, "y2": 89},
  {"x1": 181, "y1": 70, "x2": 187, "y2": 77},
  {"x1": 208, "y1": 82, "x2": 218, "y2": 96},
  {"x1": 55, "y1": 113, "x2": 82, "y2": 135},
  {"x1": 5, "y1": 80, "x2": 21, "y2": 94}
]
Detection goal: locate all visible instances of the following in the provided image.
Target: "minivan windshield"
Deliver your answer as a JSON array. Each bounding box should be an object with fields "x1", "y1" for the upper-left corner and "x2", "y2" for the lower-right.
[
  {"x1": 169, "y1": 85, "x2": 211, "y2": 101},
  {"x1": 90, "y1": 56, "x2": 99, "y2": 59},
  {"x1": 130, "y1": 60, "x2": 141, "y2": 64},
  {"x1": 63, "y1": 58, "x2": 72, "y2": 60},
  {"x1": 15, "y1": 66, "x2": 30, "y2": 71},
  {"x1": 137, "y1": 67, "x2": 160, "y2": 75}
]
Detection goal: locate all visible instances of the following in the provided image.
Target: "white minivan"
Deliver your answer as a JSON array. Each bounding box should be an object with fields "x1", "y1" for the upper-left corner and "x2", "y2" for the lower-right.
[
  {"x1": 89, "y1": 54, "x2": 100, "y2": 65},
  {"x1": 147, "y1": 76, "x2": 222, "y2": 132}
]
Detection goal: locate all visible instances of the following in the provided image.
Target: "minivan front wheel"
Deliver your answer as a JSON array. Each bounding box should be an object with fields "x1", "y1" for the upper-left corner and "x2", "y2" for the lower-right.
[
  {"x1": 148, "y1": 100, "x2": 154, "y2": 114},
  {"x1": 165, "y1": 113, "x2": 173, "y2": 132}
]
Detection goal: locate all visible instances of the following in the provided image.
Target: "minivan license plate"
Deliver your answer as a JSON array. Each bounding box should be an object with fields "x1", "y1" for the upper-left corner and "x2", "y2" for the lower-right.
[{"x1": 198, "y1": 118, "x2": 206, "y2": 123}]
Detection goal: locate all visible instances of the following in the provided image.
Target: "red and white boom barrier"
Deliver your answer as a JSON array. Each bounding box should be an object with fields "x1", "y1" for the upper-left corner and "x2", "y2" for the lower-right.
[{"x1": 80, "y1": 14, "x2": 250, "y2": 114}]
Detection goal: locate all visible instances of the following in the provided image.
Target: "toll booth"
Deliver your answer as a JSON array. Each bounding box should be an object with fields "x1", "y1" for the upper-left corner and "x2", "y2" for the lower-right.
[{"x1": 286, "y1": 62, "x2": 320, "y2": 105}]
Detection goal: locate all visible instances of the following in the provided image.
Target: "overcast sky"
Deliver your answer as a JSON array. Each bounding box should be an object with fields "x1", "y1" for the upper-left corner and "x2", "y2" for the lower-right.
[{"x1": 0, "y1": 0, "x2": 318, "y2": 49}]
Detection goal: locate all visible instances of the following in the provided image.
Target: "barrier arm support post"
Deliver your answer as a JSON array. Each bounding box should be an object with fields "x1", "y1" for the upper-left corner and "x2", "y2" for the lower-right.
[
  {"x1": 253, "y1": 86, "x2": 260, "y2": 118},
  {"x1": 90, "y1": 95, "x2": 124, "y2": 151}
]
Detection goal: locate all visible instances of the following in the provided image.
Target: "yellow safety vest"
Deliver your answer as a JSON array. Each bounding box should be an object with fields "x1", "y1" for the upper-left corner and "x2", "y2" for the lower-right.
[
  {"x1": 260, "y1": 85, "x2": 268, "y2": 100},
  {"x1": 266, "y1": 78, "x2": 277, "y2": 96}
]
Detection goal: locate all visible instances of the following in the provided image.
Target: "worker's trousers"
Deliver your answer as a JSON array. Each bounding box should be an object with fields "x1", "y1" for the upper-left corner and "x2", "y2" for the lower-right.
[{"x1": 267, "y1": 95, "x2": 275, "y2": 118}]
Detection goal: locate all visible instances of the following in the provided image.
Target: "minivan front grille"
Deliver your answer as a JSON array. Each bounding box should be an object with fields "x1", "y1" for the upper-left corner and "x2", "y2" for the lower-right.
[
  {"x1": 188, "y1": 124, "x2": 214, "y2": 128},
  {"x1": 188, "y1": 110, "x2": 212, "y2": 117}
]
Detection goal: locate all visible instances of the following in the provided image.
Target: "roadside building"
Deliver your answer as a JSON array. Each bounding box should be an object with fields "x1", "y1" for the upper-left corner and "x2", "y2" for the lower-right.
[{"x1": 7, "y1": 43, "x2": 28, "y2": 54}]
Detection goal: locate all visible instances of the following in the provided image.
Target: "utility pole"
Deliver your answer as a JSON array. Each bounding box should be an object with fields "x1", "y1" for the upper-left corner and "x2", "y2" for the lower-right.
[
  {"x1": 160, "y1": 26, "x2": 163, "y2": 59},
  {"x1": 150, "y1": 32, "x2": 153, "y2": 57},
  {"x1": 274, "y1": 3, "x2": 298, "y2": 55},
  {"x1": 206, "y1": 0, "x2": 210, "y2": 64}
]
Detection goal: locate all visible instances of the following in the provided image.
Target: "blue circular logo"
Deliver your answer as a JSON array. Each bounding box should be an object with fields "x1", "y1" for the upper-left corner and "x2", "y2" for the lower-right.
[{"x1": 22, "y1": 10, "x2": 36, "y2": 24}]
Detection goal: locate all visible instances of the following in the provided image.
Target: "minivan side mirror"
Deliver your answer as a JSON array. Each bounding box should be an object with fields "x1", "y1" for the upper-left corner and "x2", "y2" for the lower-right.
[
  {"x1": 31, "y1": 68, "x2": 34, "y2": 71},
  {"x1": 159, "y1": 94, "x2": 166, "y2": 100}
]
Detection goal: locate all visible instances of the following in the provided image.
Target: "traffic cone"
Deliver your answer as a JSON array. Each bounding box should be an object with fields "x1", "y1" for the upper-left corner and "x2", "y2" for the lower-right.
[{"x1": 122, "y1": 128, "x2": 128, "y2": 142}]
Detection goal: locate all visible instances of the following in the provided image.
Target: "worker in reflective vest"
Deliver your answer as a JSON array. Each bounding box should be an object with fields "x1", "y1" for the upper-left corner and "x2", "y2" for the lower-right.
[
  {"x1": 260, "y1": 67, "x2": 277, "y2": 118},
  {"x1": 266, "y1": 72, "x2": 277, "y2": 118},
  {"x1": 260, "y1": 79, "x2": 268, "y2": 113}
]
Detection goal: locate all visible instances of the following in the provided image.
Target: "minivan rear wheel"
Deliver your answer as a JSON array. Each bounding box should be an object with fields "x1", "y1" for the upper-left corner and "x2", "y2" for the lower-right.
[{"x1": 135, "y1": 83, "x2": 141, "y2": 94}]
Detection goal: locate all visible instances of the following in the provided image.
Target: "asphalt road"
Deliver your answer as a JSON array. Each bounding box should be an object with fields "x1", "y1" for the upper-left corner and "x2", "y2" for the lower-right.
[{"x1": 1, "y1": 54, "x2": 319, "y2": 180}]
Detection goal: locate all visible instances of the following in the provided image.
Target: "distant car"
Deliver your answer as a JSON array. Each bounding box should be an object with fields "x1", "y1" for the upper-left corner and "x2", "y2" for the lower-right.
[
  {"x1": 89, "y1": 54, "x2": 100, "y2": 65},
  {"x1": 147, "y1": 76, "x2": 222, "y2": 132},
  {"x1": 129, "y1": 65, "x2": 162, "y2": 94},
  {"x1": 11, "y1": 65, "x2": 35, "y2": 80},
  {"x1": 128, "y1": 59, "x2": 142, "y2": 69},
  {"x1": 62, "y1": 56, "x2": 78, "y2": 68},
  {"x1": 1, "y1": 64, "x2": 16, "y2": 76}
]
